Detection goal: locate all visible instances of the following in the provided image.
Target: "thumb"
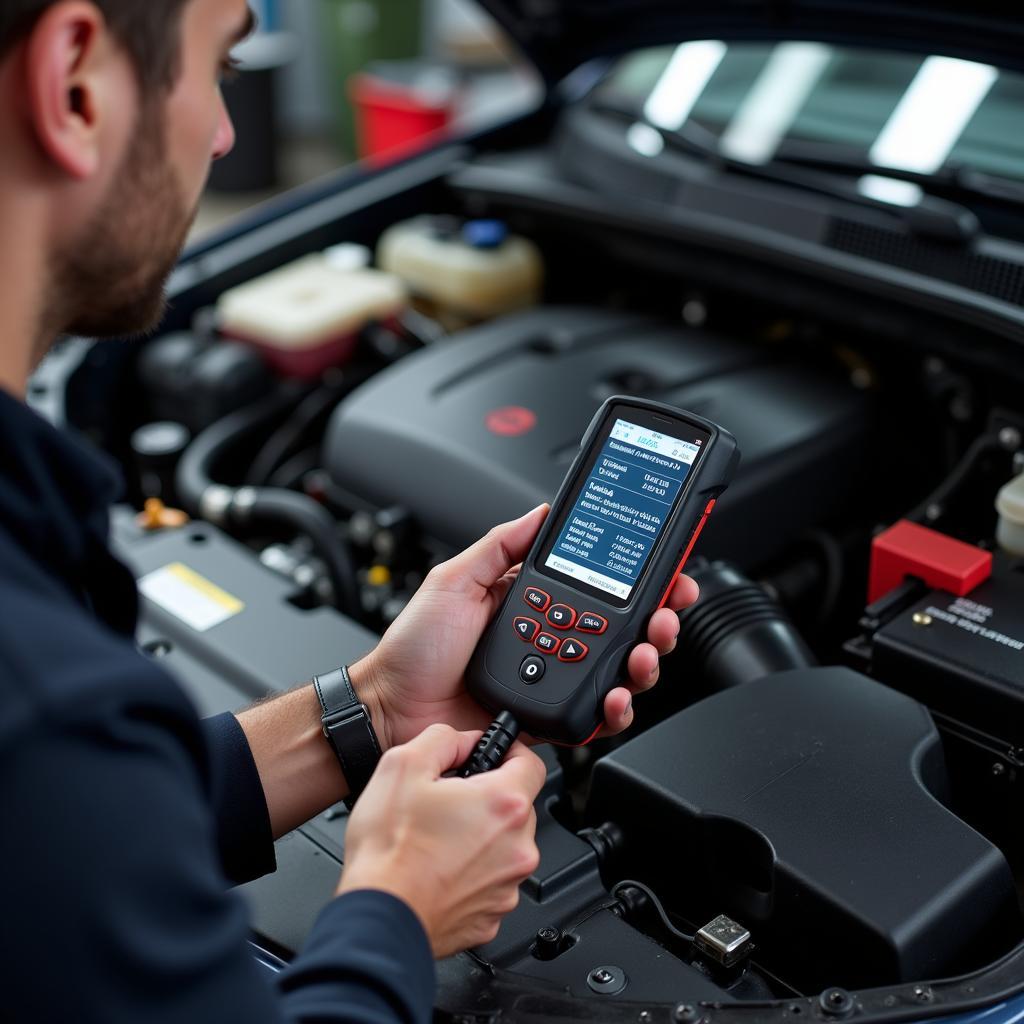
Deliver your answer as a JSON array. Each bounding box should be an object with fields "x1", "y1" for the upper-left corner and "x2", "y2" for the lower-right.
[
  {"x1": 433, "y1": 504, "x2": 549, "y2": 595},
  {"x1": 401, "y1": 724, "x2": 483, "y2": 778}
]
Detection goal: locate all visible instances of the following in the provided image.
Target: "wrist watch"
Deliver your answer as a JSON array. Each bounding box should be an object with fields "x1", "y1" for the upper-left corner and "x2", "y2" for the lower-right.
[{"x1": 313, "y1": 665, "x2": 382, "y2": 809}]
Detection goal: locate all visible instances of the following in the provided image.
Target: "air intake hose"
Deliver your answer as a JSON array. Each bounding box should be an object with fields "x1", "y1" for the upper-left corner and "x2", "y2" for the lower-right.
[{"x1": 678, "y1": 561, "x2": 816, "y2": 689}]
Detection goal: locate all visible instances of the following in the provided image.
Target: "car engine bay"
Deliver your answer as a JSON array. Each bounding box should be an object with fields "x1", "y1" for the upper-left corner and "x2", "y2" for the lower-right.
[{"x1": 35, "y1": 88, "x2": 1024, "y2": 1021}]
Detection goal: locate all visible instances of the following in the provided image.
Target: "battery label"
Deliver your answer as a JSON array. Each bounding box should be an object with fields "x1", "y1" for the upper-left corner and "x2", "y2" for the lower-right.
[
  {"x1": 925, "y1": 601, "x2": 1024, "y2": 652},
  {"x1": 138, "y1": 562, "x2": 245, "y2": 632}
]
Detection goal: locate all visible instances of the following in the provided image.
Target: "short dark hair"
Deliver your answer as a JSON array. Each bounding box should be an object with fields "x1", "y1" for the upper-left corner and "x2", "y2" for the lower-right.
[{"x1": 0, "y1": 0, "x2": 191, "y2": 94}]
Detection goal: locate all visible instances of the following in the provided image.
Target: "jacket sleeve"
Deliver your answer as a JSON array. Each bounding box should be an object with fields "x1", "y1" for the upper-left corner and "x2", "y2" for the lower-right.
[
  {"x1": 278, "y1": 891, "x2": 437, "y2": 1024},
  {"x1": 201, "y1": 711, "x2": 277, "y2": 885},
  {"x1": 0, "y1": 689, "x2": 435, "y2": 1024}
]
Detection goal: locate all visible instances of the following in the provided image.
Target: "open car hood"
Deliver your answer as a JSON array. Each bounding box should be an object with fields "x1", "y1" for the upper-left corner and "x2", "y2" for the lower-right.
[{"x1": 476, "y1": 1, "x2": 1024, "y2": 83}]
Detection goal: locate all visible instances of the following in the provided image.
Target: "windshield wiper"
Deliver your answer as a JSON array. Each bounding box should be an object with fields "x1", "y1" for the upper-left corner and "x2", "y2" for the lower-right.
[
  {"x1": 590, "y1": 100, "x2": 980, "y2": 243},
  {"x1": 768, "y1": 138, "x2": 1024, "y2": 207}
]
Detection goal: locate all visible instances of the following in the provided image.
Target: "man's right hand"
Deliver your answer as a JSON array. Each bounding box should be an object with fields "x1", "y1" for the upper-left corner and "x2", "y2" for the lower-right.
[{"x1": 337, "y1": 724, "x2": 546, "y2": 958}]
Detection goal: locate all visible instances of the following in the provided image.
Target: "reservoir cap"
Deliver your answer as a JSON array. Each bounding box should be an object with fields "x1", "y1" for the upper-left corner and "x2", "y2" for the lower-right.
[{"x1": 463, "y1": 219, "x2": 508, "y2": 250}]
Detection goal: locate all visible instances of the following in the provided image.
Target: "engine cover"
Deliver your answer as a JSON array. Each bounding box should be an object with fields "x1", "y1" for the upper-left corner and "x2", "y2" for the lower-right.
[
  {"x1": 325, "y1": 307, "x2": 868, "y2": 564},
  {"x1": 587, "y1": 668, "x2": 1019, "y2": 990}
]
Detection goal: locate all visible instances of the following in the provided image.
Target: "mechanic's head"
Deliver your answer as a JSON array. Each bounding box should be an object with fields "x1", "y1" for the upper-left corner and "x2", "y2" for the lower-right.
[{"x1": 0, "y1": 0, "x2": 251, "y2": 361}]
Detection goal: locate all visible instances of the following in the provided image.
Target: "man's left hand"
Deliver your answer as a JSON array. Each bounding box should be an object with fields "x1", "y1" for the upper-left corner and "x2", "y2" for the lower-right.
[{"x1": 356, "y1": 504, "x2": 699, "y2": 751}]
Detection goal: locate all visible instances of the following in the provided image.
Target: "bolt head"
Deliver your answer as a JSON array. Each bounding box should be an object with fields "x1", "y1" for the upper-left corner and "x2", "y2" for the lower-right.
[
  {"x1": 999, "y1": 426, "x2": 1022, "y2": 451},
  {"x1": 819, "y1": 988, "x2": 854, "y2": 1016}
]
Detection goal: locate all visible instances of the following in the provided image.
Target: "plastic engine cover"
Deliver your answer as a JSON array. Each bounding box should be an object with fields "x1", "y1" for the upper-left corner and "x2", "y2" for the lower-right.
[
  {"x1": 325, "y1": 307, "x2": 868, "y2": 565},
  {"x1": 587, "y1": 668, "x2": 1019, "y2": 990}
]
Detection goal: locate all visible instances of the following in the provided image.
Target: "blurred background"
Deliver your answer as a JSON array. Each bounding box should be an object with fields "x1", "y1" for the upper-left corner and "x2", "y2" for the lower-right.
[{"x1": 191, "y1": 0, "x2": 541, "y2": 240}]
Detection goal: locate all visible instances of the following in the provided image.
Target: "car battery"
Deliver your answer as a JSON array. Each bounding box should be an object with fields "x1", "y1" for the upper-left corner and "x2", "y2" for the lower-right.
[{"x1": 869, "y1": 558, "x2": 1024, "y2": 742}]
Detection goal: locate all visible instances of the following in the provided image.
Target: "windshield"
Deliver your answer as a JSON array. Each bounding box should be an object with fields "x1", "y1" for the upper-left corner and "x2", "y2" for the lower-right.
[{"x1": 594, "y1": 43, "x2": 1024, "y2": 190}]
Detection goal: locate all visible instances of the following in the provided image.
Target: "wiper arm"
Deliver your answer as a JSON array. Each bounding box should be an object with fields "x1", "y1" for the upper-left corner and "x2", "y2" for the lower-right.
[
  {"x1": 589, "y1": 99, "x2": 980, "y2": 241},
  {"x1": 743, "y1": 153, "x2": 980, "y2": 244},
  {"x1": 770, "y1": 138, "x2": 1024, "y2": 207}
]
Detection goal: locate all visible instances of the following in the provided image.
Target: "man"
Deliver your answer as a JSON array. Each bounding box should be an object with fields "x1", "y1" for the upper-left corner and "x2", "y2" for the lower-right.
[{"x1": 0, "y1": 1, "x2": 698, "y2": 1021}]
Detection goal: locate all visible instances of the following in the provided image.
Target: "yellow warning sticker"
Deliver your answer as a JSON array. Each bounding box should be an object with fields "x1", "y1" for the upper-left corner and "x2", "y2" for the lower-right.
[{"x1": 138, "y1": 562, "x2": 244, "y2": 632}]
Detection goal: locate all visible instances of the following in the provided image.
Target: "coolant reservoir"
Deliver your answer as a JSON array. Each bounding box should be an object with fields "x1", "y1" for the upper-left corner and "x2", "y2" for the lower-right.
[
  {"x1": 217, "y1": 253, "x2": 407, "y2": 379},
  {"x1": 996, "y1": 472, "x2": 1024, "y2": 555},
  {"x1": 377, "y1": 216, "x2": 543, "y2": 327}
]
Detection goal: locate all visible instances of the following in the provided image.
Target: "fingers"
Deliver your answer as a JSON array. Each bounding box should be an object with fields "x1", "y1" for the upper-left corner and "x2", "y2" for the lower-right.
[
  {"x1": 430, "y1": 505, "x2": 548, "y2": 596},
  {"x1": 484, "y1": 741, "x2": 547, "y2": 802},
  {"x1": 602, "y1": 687, "x2": 634, "y2": 736},
  {"x1": 646, "y1": 607, "x2": 681, "y2": 655},
  {"x1": 594, "y1": 577, "x2": 698, "y2": 738},
  {"x1": 623, "y1": 583, "x2": 693, "y2": 686},
  {"x1": 626, "y1": 642, "x2": 661, "y2": 692},
  {"x1": 395, "y1": 724, "x2": 483, "y2": 778},
  {"x1": 489, "y1": 563, "x2": 524, "y2": 605},
  {"x1": 665, "y1": 573, "x2": 700, "y2": 611}
]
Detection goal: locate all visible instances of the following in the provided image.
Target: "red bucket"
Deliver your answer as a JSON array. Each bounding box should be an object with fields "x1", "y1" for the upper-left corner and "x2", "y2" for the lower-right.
[{"x1": 350, "y1": 64, "x2": 459, "y2": 165}]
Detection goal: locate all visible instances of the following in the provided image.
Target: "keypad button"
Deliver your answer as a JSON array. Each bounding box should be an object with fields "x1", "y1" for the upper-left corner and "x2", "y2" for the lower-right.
[
  {"x1": 524, "y1": 587, "x2": 551, "y2": 612},
  {"x1": 519, "y1": 655, "x2": 546, "y2": 684},
  {"x1": 558, "y1": 638, "x2": 589, "y2": 663},
  {"x1": 577, "y1": 613, "x2": 608, "y2": 634},
  {"x1": 547, "y1": 604, "x2": 577, "y2": 630},
  {"x1": 513, "y1": 616, "x2": 540, "y2": 642},
  {"x1": 535, "y1": 632, "x2": 561, "y2": 655}
]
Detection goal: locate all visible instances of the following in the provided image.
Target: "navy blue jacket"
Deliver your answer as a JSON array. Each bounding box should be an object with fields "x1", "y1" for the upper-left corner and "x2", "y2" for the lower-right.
[{"x1": 0, "y1": 389, "x2": 435, "y2": 1023}]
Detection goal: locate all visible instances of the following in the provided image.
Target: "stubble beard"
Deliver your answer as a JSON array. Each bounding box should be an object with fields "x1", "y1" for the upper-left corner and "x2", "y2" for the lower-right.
[{"x1": 50, "y1": 102, "x2": 199, "y2": 345}]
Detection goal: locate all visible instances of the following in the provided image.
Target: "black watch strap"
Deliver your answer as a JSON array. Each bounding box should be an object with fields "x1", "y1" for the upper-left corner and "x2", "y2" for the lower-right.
[{"x1": 313, "y1": 666, "x2": 382, "y2": 809}]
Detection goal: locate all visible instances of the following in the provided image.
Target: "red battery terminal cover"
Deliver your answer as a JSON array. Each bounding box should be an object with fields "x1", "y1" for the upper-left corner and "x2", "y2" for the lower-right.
[{"x1": 867, "y1": 519, "x2": 993, "y2": 604}]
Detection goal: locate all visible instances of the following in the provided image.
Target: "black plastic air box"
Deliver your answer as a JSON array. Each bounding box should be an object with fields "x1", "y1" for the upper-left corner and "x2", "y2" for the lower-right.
[
  {"x1": 325, "y1": 307, "x2": 868, "y2": 565},
  {"x1": 587, "y1": 668, "x2": 1019, "y2": 990}
]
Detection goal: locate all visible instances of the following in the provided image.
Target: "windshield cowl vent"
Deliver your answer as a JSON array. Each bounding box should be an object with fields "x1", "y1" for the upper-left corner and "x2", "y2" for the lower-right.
[{"x1": 826, "y1": 218, "x2": 1024, "y2": 308}]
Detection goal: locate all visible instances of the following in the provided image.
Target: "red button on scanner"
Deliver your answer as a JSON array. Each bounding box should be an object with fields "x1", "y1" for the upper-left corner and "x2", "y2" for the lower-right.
[
  {"x1": 513, "y1": 616, "x2": 540, "y2": 642},
  {"x1": 558, "y1": 639, "x2": 589, "y2": 663},
  {"x1": 547, "y1": 604, "x2": 577, "y2": 630},
  {"x1": 524, "y1": 588, "x2": 551, "y2": 612},
  {"x1": 577, "y1": 613, "x2": 607, "y2": 634},
  {"x1": 535, "y1": 632, "x2": 561, "y2": 655}
]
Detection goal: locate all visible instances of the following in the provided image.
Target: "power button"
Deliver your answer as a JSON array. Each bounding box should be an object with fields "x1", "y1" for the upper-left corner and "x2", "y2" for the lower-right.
[{"x1": 519, "y1": 655, "x2": 546, "y2": 684}]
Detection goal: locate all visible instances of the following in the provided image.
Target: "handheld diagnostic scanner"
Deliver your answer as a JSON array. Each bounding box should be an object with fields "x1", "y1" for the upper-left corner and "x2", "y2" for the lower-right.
[{"x1": 465, "y1": 396, "x2": 740, "y2": 746}]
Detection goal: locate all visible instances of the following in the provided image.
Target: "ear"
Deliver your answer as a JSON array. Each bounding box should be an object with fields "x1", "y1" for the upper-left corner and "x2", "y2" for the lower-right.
[{"x1": 22, "y1": 1, "x2": 117, "y2": 180}]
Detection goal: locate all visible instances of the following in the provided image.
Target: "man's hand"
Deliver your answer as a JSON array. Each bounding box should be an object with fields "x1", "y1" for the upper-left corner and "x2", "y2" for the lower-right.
[
  {"x1": 357, "y1": 504, "x2": 699, "y2": 751},
  {"x1": 338, "y1": 724, "x2": 546, "y2": 957}
]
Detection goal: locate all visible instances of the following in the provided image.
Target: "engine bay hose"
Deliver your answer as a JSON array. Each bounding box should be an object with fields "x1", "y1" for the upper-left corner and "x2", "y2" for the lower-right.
[
  {"x1": 677, "y1": 561, "x2": 816, "y2": 689},
  {"x1": 175, "y1": 397, "x2": 361, "y2": 616}
]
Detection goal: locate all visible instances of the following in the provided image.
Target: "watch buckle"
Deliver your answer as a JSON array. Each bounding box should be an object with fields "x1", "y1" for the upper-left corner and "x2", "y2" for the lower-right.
[{"x1": 322, "y1": 702, "x2": 371, "y2": 738}]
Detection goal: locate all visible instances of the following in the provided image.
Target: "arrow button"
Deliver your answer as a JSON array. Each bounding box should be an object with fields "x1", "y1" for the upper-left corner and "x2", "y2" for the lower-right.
[
  {"x1": 558, "y1": 638, "x2": 589, "y2": 663},
  {"x1": 513, "y1": 616, "x2": 540, "y2": 642}
]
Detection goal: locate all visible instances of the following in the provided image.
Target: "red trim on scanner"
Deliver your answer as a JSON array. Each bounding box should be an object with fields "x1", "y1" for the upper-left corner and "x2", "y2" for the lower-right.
[{"x1": 658, "y1": 500, "x2": 716, "y2": 609}]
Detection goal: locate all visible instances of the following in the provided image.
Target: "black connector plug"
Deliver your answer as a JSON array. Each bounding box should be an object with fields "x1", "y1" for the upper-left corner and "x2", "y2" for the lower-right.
[{"x1": 459, "y1": 711, "x2": 520, "y2": 777}]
